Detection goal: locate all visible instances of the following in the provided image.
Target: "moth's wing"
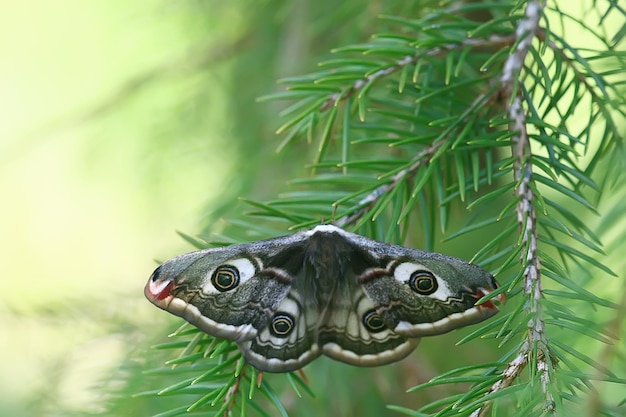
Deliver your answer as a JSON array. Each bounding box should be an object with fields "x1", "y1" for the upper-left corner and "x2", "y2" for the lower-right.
[
  {"x1": 346, "y1": 232, "x2": 503, "y2": 338},
  {"x1": 240, "y1": 284, "x2": 419, "y2": 372},
  {"x1": 237, "y1": 289, "x2": 322, "y2": 372},
  {"x1": 318, "y1": 288, "x2": 419, "y2": 367},
  {"x1": 145, "y1": 233, "x2": 308, "y2": 342}
]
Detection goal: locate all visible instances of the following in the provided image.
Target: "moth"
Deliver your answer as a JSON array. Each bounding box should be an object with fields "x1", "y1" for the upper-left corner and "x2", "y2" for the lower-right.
[{"x1": 145, "y1": 224, "x2": 504, "y2": 373}]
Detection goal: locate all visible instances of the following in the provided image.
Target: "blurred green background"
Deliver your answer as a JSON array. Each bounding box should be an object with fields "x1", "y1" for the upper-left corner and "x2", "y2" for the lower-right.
[
  {"x1": 0, "y1": 1, "x2": 254, "y2": 415},
  {"x1": 1, "y1": 1, "x2": 623, "y2": 416}
]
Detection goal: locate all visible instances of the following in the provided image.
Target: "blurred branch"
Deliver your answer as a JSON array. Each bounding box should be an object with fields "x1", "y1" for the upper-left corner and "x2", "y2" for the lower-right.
[
  {"x1": 82, "y1": 34, "x2": 253, "y2": 120},
  {"x1": 586, "y1": 285, "x2": 626, "y2": 416},
  {"x1": 21, "y1": 33, "x2": 253, "y2": 140}
]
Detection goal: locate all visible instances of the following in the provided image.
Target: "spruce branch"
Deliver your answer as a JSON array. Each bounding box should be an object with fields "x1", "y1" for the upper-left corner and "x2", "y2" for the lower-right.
[
  {"x1": 319, "y1": 33, "x2": 516, "y2": 112},
  {"x1": 331, "y1": 69, "x2": 502, "y2": 228},
  {"x1": 472, "y1": 1, "x2": 554, "y2": 415},
  {"x1": 333, "y1": 142, "x2": 442, "y2": 228}
]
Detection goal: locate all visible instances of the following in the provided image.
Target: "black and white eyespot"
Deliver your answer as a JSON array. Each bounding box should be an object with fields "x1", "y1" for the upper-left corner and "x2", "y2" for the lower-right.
[
  {"x1": 270, "y1": 313, "x2": 295, "y2": 337},
  {"x1": 203, "y1": 257, "x2": 258, "y2": 294},
  {"x1": 393, "y1": 261, "x2": 452, "y2": 300},
  {"x1": 211, "y1": 265, "x2": 240, "y2": 292},
  {"x1": 362, "y1": 309, "x2": 387, "y2": 333},
  {"x1": 408, "y1": 270, "x2": 438, "y2": 295}
]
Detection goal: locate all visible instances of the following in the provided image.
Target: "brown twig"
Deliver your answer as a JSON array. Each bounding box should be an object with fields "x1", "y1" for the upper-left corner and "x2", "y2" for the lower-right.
[{"x1": 471, "y1": 1, "x2": 551, "y2": 416}]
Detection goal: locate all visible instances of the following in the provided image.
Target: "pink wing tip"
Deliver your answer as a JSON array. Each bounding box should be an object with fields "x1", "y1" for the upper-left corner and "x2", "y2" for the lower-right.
[
  {"x1": 145, "y1": 278, "x2": 175, "y2": 301},
  {"x1": 475, "y1": 288, "x2": 506, "y2": 310}
]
